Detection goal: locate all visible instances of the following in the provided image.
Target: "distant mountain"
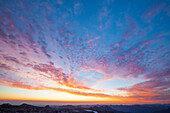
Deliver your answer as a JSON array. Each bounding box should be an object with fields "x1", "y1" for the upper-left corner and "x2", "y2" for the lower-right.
[
  {"x1": 1, "y1": 103, "x2": 169, "y2": 113},
  {"x1": 0, "y1": 103, "x2": 129, "y2": 113},
  {"x1": 110, "y1": 104, "x2": 170, "y2": 113},
  {"x1": 0, "y1": 103, "x2": 56, "y2": 113},
  {"x1": 90, "y1": 106, "x2": 130, "y2": 113},
  {"x1": 153, "y1": 107, "x2": 170, "y2": 113}
]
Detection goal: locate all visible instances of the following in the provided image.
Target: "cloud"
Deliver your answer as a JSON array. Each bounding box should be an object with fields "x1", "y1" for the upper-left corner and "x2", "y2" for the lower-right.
[
  {"x1": 41, "y1": 46, "x2": 51, "y2": 58},
  {"x1": 2, "y1": 73, "x2": 169, "y2": 103},
  {"x1": 117, "y1": 77, "x2": 170, "y2": 100},
  {"x1": 74, "y1": 2, "x2": 82, "y2": 15},
  {"x1": 0, "y1": 73, "x2": 111, "y2": 99},
  {"x1": 57, "y1": 0, "x2": 63, "y2": 5},
  {"x1": 32, "y1": 63, "x2": 100, "y2": 92},
  {"x1": 0, "y1": 63, "x2": 13, "y2": 71},
  {"x1": 3, "y1": 55, "x2": 21, "y2": 64},
  {"x1": 122, "y1": 17, "x2": 138, "y2": 39},
  {"x1": 0, "y1": 28, "x2": 7, "y2": 40},
  {"x1": 143, "y1": 3, "x2": 165, "y2": 22}
]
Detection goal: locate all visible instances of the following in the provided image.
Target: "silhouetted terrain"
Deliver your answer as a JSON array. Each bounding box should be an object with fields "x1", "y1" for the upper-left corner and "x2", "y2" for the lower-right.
[
  {"x1": 153, "y1": 107, "x2": 170, "y2": 113},
  {"x1": 110, "y1": 104, "x2": 170, "y2": 113},
  {"x1": 0, "y1": 103, "x2": 55, "y2": 113},
  {"x1": 0, "y1": 103, "x2": 170, "y2": 113},
  {"x1": 0, "y1": 103, "x2": 129, "y2": 113}
]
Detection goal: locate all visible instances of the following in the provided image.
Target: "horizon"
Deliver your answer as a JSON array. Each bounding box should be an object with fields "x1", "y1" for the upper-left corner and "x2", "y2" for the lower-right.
[
  {"x1": 0, "y1": 100, "x2": 170, "y2": 106},
  {"x1": 0, "y1": 0, "x2": 170, "y2": 105}
]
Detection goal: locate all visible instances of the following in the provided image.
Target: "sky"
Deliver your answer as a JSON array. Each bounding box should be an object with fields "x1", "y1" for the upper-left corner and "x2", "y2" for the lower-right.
[{"x1": 0, "y1": 0, "x2": 170, "y2": 105}]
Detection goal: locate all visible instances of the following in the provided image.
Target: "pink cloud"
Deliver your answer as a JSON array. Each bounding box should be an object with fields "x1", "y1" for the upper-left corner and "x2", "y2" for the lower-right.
[{"x1": 144, "y1": 3, "x2": 165, "y2": 22}]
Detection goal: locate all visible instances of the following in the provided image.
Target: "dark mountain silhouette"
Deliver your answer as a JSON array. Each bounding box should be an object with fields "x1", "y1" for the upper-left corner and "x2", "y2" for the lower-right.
[
  {"x1": 1, "y1": 103, "x2": 170, "y2": 113},
  {"x1": 153, "y1": 107, "x2": 170, "y2": 113},
  {"x1": 110, "y1": 104, "x2": 170, "y2": 113},
  {"x1": 0, "y1": 103, "x2": 129, "y2": 113},
  {"x1": 90, "y1": 106, "x2": 130, "y2": 113},
  {"x1": 0, "y1": 103, "x2": 56, "y2": 113}
]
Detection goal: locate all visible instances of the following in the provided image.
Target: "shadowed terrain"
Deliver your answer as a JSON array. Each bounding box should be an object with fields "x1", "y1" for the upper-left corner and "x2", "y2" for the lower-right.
[
  {"x1": 0, "y1": 103, "x2": 170, "y2": 113},
  {"x1": 0, "y1": 103, "x2": 129, "y2": 113}
]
